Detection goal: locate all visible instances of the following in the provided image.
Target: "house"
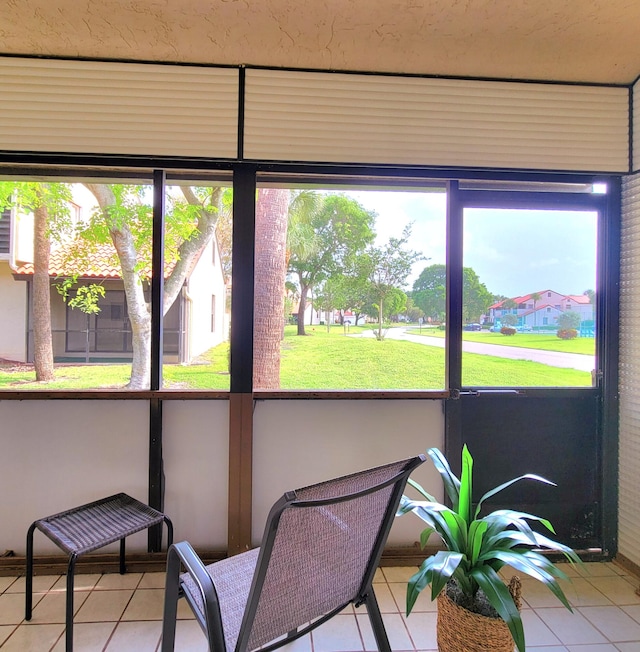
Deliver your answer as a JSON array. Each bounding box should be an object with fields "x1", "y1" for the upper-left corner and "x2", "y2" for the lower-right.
[
  {"x1": 0, "y1": 185, "x2": 228, "y2": 364},
  {"x1": 3, "y1": 3, "x2": 640, "y2": 625},
  {"x1": 488, "y1": 289, "x2": 594, "y2": 329}
]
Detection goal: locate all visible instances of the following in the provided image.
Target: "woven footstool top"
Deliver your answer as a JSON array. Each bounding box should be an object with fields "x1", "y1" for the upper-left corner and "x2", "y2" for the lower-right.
[{"x1": 33, "y1": 493, "x2": 167, "y2": 556}]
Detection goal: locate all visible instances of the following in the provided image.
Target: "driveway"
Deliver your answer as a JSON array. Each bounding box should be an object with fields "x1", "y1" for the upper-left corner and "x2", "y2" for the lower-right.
[{"x1": 364, "y1": 328, "x2": 595, "y2": 372}]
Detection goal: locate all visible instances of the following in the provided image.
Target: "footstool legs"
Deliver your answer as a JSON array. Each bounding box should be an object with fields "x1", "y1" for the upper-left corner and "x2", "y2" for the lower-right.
[
  {"x1": 66, "y1": 554, "x2": 78, "y2": 652},
  {"x1": 25, "y1": 522, "x2": 36, "y2": 620}
]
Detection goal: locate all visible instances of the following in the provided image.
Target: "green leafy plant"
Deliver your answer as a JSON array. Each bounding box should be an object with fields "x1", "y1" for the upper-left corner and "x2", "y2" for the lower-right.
[{"x1": 398, "y1": 445, "x2": 581, "y2": 652}]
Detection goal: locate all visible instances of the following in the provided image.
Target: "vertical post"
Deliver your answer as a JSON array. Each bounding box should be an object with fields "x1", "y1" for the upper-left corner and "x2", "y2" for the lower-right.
[
  {"x1": 228, "y1": 165, "x2": 256, "y2": 555},
  {"x1": 149, "y1": 169, "x2": 166, "y2": 552},
  {"x1": 445, "y1": 180, "x2": 464, "y2": 474}
]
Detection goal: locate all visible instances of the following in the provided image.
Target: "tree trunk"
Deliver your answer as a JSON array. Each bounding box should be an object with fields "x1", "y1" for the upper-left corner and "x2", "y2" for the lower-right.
[
  {"x1": 253, "y1": 188, "x2": 289, "y2": 390},
  {"x1": 32, "y1": 203, "x2": 54, "y2": 382},
  {"x1": 297, "y1": 281, "x2": 309, "y2": 335},
  {"x1": 85, "y1": 183, "x2": 151, "y2": 389},
  {"x1": 378, "y1": 296, "x2": 384, "y2": 340}
]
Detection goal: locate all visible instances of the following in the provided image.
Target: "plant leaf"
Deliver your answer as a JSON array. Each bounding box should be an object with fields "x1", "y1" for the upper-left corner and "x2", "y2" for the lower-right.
[
  {"x1": 419, "y1": 527, "x2": 435, "y2": 549},
  {"x1": 475, "y1": 474, "x2": 556, "y2": 518},
  {"x1": 427, "y1": 447, "x2": 460, "y2": 509},
  {"x1": 427, "y1": 550, "x2": 465, "y2": 600},
  {"x1": 406, "y1": 477, "x2": 438, "y2": 502},
  {"x1": 470, "y1": 565, "x2": 525, "y2": 652},
  {"x1": 468, "y1": 519, "x2": 488, "y2": 564},
  {"x1": 458, "y1": 445, "x2": 473, "y2": 524}
]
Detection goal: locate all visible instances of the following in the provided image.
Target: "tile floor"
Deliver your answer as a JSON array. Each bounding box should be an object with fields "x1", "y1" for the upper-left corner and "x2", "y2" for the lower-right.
[{"x1": 1, "y1": 562, "x2": 639, "y2": 651}]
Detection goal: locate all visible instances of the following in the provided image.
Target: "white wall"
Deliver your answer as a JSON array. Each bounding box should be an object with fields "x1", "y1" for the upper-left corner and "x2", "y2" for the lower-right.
[
  {"x1": 251, "y1": 399, "x2": 444, "y2": 547},
  {"x1": 0, "y1": 263, "x2": 27, "y2": 362},
  {"x1": 1, "y1": 397, "x2": 445, "y2": 556}
]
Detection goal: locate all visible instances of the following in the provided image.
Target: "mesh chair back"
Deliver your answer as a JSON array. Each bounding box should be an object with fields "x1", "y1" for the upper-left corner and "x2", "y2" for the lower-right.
[{"x1": 237, "y1": 456, "x2": 423, "y2": 652}]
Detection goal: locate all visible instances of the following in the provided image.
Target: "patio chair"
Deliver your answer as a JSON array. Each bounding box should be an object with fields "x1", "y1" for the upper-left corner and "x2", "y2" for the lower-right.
[{"x1": 161, "y1": 454, "x2": 425, "y2": 652}]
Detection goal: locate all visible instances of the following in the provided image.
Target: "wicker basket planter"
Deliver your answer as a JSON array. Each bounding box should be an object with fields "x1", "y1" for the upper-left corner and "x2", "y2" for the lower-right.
[{"x1": 436, "y1": 578, "x2": 521, "y2": 652}]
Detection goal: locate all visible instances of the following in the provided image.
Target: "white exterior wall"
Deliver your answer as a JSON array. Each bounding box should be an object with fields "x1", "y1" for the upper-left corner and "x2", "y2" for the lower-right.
[
  {"x1": 186, "y1": 240, "x2": 228, "y2": 360},
  {"x1": 0, "y1": 263, "x2": 27, "y2": 362}
]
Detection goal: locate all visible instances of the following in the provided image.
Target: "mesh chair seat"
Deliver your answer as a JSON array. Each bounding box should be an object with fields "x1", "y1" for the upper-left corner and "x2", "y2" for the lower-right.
[
  {"x1": 182, "y1": 548, "x2": 259, "y2": 652},
  {"x1": 162, "y1": 455, "x2": 425, "y2": 652}
]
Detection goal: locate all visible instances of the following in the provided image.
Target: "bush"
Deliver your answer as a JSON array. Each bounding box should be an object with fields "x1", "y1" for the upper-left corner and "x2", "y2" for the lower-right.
[
  {"x1": 500, "y1": 327, "x2": 516, "y2": 336},
  {"x1": 557, "y1": 328, "x2": 578, "y2": 340}
]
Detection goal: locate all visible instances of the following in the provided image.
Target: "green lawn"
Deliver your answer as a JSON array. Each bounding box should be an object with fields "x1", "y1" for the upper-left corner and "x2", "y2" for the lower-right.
[
  {"x1": 413, "y1": 327, "x2": 595, "y2": 355},
  {"x1": 0, "y1": 325, "x2": 591, "y2": 390}
]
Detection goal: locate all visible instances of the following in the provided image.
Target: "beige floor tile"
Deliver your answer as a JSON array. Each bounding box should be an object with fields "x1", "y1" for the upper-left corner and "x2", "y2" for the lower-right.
[
  {"x1": 381, "y1": 567, "x2": 418, "y2": 583},
  {"x1": 566, "y1": 644, "x2": 619, "y2": 651},
  {"x1": 521, "y1": 608, "x2": 562, "y2": 647},
  {"x1": 7, "y1": 574, "x2": 60, "y2": 594},
  {"x1": 615, "y1": 643, "x2": 640, "y2": 651},
  {"x1": 0, "y1": 623, "x2": 64, "y2": 651},
  {"x1": 94, "y1": 572, "x2": 143, "y2": 590},
  {"x1": 74, "y1": 589, "x2": 133, "y2": 623},
  {"x1": 388, "y1": 582, "x2": 438, "y2": 613},
  {"x1": 50, "y1": 622, "x2": 116, "y2": 652},
  {"x1": 586, "y1": 576, "x2": 640, "y2": 605},
  {"x1": 370, "y1": 583, "x2": 400, "y2": 613},
  {"x1": 621, "y1": 603, "x2": 640, "y2": 623},
  {"x1": 0, "y1": 578, "x2": 17, "y2": 594},
  {"x1": 535, "y1": 608, "x2": 608, "y2": 646},
  {"x1": 563, "y1": 577, "x2": 613, "y2": 607},
  {"x1": 104, "y1": 620, "x2": 162, "y2": 651},
  {"x1": 276, "y1": 633, "x2": 313, "y2": 652},
  {"x1": 139, "y1": 572, "x2": 166, "y2": 589},
  {"x1": 50, "y1": 574, "x2": 101, "y2": 593},
  {"x1": 171, "y1": 619, "x2": 209, "y2": 651},
  {"x1": 356, "y1": 612, "x2": 413, "y2": 651},
  {"x1": 520, "y1": 578, "x2": 572, "y2": 609},
  {"x1": 0, "y1": 626, "x2": 17, "y2": 647},
  {"x1": 27, "y1": 590, "x2": 90, "y2": 624},
  {"x1": 526, "y1": 647, "x2": 568, "y2": 651},
  {"x1": 401, "y1": 611, "x2": 438, "y2": 650},
  {"x1": 578, "y1": 605, "x2": 640, "y2": 642},
  {"x1": 121, "y1": 588, "x2": 164, "y2": 621},
  {"x1": 0, "y1": 591, "x2": 40, "y2": 626},
  {"x1": 312, "y1": 614, "x2": 363, "y2": 652},
  {"x1": 373, "y1": 568, "x2": 384, "y2": 584},
  {"x1": 576, "y1": 563, "x2": 628, "y2": 578}
]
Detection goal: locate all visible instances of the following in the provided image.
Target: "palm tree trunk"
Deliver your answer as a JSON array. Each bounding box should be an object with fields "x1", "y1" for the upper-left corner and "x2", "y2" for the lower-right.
[
  {"x1": 253, "y1": 188, "x2": 289, "y2": 389},
  {"x1": 32, "y1": 203, "x2": 54, "y2": 381}
]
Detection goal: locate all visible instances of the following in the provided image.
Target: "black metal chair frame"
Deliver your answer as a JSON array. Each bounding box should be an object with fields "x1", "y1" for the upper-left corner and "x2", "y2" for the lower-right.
[
  {"x1": 25, "y1": 493, "x2": 173, "y2": 652},
  {"x1": 161, "y1": 455, "x2": 425, "y2": 652}
]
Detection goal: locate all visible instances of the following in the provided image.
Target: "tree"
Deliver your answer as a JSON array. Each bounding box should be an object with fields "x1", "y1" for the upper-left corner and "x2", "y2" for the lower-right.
[
  {"x1": 83, "y1": 183, "x2": 227, "y2": 389},
  {"x1": 0, "y1": 182, "x2": 73, "y2": 381},
  {"x1": 412, "y1": 264, "x2": 493, "y2": 324},
  {"x1": 584, "y1": 289, "x2": 595, "y2": 304},
  {"x1": 502, "y1": 298, "x2": 518, "y2": 316},
  {"x1": 412, "y1": 264, "x2": 446, "y2": 322},
  {"x1": 253, "y1": 188, "x2": 290, "y2": 389},
  {"x1": 365, "y1": 225, "x2": 423, "y2": 340},
  {"x1": 287, "y1": 194, "x2": 375, "y2": 336},
  {"x1": 502, "y1": 313, "x2": 518, "y2": 327},
  {"x1": 556, "y1": 310, "x2": 581, "y2": 330}
]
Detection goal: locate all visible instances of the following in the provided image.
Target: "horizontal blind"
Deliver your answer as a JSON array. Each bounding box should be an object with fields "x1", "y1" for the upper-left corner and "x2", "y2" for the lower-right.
[
  {"x1": 619, "y1": 173, "x2": 640, "y2": 566},
  {"x1": 244, "y1": 69, "x2": 629, "y2": 172},
  {"x1": 0, "y1": 57, "x2": 238, "y2": 159}
]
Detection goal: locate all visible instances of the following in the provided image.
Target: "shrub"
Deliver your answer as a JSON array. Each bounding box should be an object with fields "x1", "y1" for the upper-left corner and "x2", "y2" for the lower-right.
[
  {"x1": 557, "y1": 328, "x2": 578, "y2": 340},
  {"x1": 500, "y1": 327, "x2": 516, "y2": 336}
]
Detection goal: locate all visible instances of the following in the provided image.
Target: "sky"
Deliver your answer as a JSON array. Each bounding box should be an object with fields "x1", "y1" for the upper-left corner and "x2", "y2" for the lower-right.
[{"x1": 345, "y1": 190, "x2": 597, "y2": 299}]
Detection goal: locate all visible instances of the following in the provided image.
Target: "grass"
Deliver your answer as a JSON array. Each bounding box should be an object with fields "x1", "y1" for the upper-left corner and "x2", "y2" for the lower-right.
[
  {"x1": 0, "y1": 326, "x2": 591, "y2": 390},
  {"x1": 414, "y1": 327, "x2": 595, "y2": 355}
]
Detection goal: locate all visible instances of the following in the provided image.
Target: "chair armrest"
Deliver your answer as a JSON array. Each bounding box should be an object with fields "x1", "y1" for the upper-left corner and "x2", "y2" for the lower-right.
[{"x1": 166, "y1": 541, "x2": 227, "y2": 652}]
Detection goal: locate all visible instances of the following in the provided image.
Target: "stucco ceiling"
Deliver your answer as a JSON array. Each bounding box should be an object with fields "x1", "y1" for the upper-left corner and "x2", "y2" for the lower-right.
[{"x1": 2, "y1": 0, "x2": 640, "y2": 85}]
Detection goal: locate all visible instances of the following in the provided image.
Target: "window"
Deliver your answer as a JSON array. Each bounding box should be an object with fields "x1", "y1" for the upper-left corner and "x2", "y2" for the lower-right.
[
  {"x1": 462, "y1": 207, "x2": 597, "y2": 387},
  {"x1": 253, "y1": 178, "x2": 447, "y2": 391}
]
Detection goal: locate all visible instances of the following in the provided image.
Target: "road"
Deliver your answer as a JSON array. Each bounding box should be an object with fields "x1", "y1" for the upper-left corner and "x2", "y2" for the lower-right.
[{"x1": 360, "y1": 328, "x2": 595, "y2": 372}]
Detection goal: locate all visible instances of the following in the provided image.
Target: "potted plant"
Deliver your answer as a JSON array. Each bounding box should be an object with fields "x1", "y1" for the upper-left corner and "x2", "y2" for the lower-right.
[{"x1": 399, "y1": 445, "x2": 581, "y2": 652}]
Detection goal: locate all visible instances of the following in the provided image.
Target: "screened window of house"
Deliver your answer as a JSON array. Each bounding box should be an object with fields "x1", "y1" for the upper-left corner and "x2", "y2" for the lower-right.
[
  {"x1": 252, "y1": 177, "x2": 447, "y2": 391},
  {"x1": 161, "y1": 175, "x2": 231, "y2": 390},
  {"x1": 0, "y1": 208, "x2": 10, "y2": 255},
  {"x1": 0, "y1": 175, "x2": 158, "y2": 390}
]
